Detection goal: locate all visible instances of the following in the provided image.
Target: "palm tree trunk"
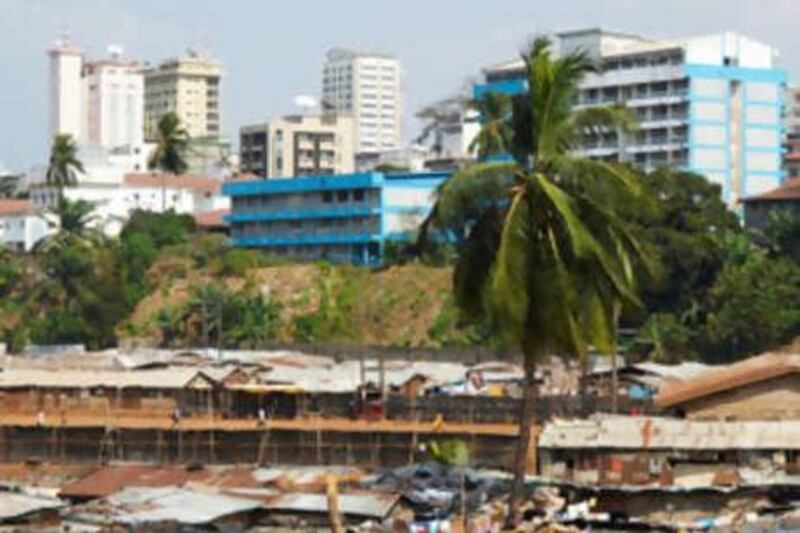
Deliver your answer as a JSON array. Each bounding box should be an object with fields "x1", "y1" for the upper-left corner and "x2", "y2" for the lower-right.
[{"x1": 509, "y1": 358, "x2": 537, "y2": 526}]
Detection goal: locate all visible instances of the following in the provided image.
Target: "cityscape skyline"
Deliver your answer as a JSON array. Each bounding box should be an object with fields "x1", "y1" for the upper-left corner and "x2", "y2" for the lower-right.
[{"x1": 1, "y1": 0, "x2": 800, "y2": 171}]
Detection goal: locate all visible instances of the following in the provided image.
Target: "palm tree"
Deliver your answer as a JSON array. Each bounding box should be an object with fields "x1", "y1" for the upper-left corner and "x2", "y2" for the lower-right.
[
  {"x1": 435, "y1": 38, "x2": 651, "y2": 523},
  {"x1": 46, "y1": 134, "x2": 84, "y2": 195},
  {"x1": 36, "y1": 197, "x2": 101, "y2": 252},
  {"x1": 148, "y1": 112, "x2": 190, "y2": 210},
  {"x1": 468, "y1": 92, "x2": 512, "y2": 160}
]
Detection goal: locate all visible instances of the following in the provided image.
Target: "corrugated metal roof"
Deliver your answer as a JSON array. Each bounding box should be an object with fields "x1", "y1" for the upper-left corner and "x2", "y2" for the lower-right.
[
  {"x1": 0, "y1": 368, "x2": 214, "y2": 390},
  {"x1": 657, "y1": 352, "x2": 800, "y2": 408},
  {"x1": 106, "y1": 487, "x2": 263, "y2": 525},
  {"x1": 539, "y1": 415, "x2": 800, "y2": 451},
  {"x1": 60, "y1": 464, "x2": 261, "y2": 500},
  {"x1": 0, "y1": 492, "x2": 63, "y2": 520},
  {"x1": 265, "y1": 492, "x2": 400, "y2": 519},
  {"x1": 634, "y1": 362, "x2": 710, "y2": 381}
]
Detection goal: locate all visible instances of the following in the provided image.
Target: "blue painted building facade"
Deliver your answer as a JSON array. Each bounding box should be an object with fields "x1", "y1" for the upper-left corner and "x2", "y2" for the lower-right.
[
  {"x1": 476, "y1": 30, "x2": 788, "y2": 206},
  {"x1": 223, "y1": 171, "x2": 449, "y2": 266}
]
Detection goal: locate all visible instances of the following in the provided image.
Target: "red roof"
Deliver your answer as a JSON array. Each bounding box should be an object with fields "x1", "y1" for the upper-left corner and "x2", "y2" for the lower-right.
[
  {"x1": 0, "y1": 199, "x2": 33, "y2": 216},
  {"x1": 656, "y1": 352, "x2": 800, "y2": 408},
  {"x1": 194, "y1": 208, "x2": 230, "y2": 228},
  {"x1": 123, "y1": 173, "x2": 221, "y2": 194},
  {"x1": 742, "y1": 179, "x2": 800, "y2": 202}
]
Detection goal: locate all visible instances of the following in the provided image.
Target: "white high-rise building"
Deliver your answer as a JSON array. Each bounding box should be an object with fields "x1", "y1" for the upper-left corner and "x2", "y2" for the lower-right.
[
  {"x1": 83, "y1": 46, "x2": 144, "y2": 149},
  {"x1": 322, "y1": 48, "x2": 403, "y2": 154},
  {"x1": 48, "y1": 38, "x2": 83, "y2": 141}
]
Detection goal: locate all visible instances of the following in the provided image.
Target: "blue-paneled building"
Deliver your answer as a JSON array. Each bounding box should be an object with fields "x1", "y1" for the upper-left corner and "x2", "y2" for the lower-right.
[
  {"x1": 222, "y1": 171, "x2": 449, "y2": 266},
  {"x1": 476, "y1": 29, "x2": 788, "y2": 206}
]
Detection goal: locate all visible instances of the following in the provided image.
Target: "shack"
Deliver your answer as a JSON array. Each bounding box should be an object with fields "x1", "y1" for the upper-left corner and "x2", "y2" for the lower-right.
[
  {"x1": 0, "y1": 368, "x2": 219, "y2": 418},
  {"x1": 656, "y1": 352, "x2": 800, "y2": 420},
  {"x1": 538, "y1": 415, "x2": 800, "y2": 485}
]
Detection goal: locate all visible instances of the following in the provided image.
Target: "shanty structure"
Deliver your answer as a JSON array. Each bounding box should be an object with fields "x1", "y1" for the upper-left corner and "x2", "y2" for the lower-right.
[
  {"x1": 539, "y1": 414, "x2": 800, "y2": 485},
  {"x1": 656, "y1": 352, "x2": 800, "y2": 420},
  {"x1": 0, "y1": 492, "x2": 63, "y2": 527},
  {"x1": 0, "y1": 368, "x2": 218, "y2": 418}
]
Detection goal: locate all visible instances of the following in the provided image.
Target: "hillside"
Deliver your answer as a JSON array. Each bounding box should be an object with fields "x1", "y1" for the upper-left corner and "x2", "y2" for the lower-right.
[{"x1": 122, "y1": 259, "x2": 473, "y2": 348}]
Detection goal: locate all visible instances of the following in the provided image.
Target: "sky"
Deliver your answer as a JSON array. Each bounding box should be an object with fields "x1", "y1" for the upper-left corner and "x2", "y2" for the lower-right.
[{"x1": 1, "y1": 0, "x2": 799, "y2": 172}]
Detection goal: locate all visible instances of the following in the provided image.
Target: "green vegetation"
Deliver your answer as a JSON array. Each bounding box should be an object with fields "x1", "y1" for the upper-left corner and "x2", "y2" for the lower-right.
[
  {"x1": 46, "y1": 134, "x2": 84, "y2": 193},
  {"x1": 430, "y1": 38, "x2": 650, "y2": 521},
  {"x1": 149, "y1": 112, "x2": 189, "y2": 175}
]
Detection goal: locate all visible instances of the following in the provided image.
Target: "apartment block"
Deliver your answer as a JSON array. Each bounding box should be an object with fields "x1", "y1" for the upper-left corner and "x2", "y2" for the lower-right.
[
  {"x1": 476, "y1": 29, "x2": 787, "y2": 205},
  {"x1": 223, "y1": 171, "x2": 448, "y2": 265},
  {"x1": 143, "y1": 52, "x2": 222, "y2": 140},
  {"x1": 322, "y1": 48, "x2": 403, "y2": 154},
  {"x1": 239, "y1": 114, "x2": 355, "y2": 178},
  {"x1": 83, "y1": 47, "x2": 144, "y2": 149}
]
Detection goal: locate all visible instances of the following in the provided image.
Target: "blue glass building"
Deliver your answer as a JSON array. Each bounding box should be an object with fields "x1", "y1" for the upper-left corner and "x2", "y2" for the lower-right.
[
  {"x1": 223, "y1": 171, "x2": 449, "y2": 266},
  {"x1": 476, "y1": 29, "x2": 787, "y2": 206}
]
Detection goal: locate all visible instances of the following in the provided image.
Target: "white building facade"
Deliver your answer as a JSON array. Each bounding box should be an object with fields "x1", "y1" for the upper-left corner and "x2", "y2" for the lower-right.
[
  {"x1": 322, "y1": 48, "x2": 403, "y2": 154},
  {"x1": 83, "y1": 48, "x2": 144, "y2": 150},
  {"x1": 48, "y1": 40, "x2": 83, "y2": 141},
  {"x1": 478, "y1": 29, "x2": 788, "y2": 205},
  {"x1": 0, "y1": 200, "x2": 52, "y2": 252}
]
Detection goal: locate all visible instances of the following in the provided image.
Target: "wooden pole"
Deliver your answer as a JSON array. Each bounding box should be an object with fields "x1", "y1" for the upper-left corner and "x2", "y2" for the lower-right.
[{"x1": 326, "y1": 474, "x2": 344, "y2": 533}]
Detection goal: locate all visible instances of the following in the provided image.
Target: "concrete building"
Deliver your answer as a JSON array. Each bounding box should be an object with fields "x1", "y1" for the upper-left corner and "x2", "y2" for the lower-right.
[
  {"x1": 0, "y1": 200, "x2": 51, "y2": 252},
  {"x1": 239, "y1": 114, "x2": 355, "y2": 178},
  {"x1": 143, "y1": 51, "x2": 222, "y2": 141},
  {"x1": 415, "y1": 96, "x2": 480, "y2": 169},
  {"x1": 742, "y1": 178, "x2": 800, "y2": 230},
  {"x1": 83, "y1": 46, "x2": 144, "y2": 150},
  {"x1": 48, "y1": 37, "x2": 84, "y2": 141},
  {"x1": 223, "y1": 171, "x2": 448, "y2": 265},
  {"x1": 785, "y1": 134, "x2": 800, "y2": 180},
  {"x1": 476, "y1": 29, "x2": 787, "y2": 205},
  {"x1": 785, "y1": 86, "x2": 800, "y2": 136},
  {"x1": 322, "y1": 48, "x2": 403, "y2": 154},
  {"x1": 28, "y1": 146, "x2": 228, "y2": 237}
]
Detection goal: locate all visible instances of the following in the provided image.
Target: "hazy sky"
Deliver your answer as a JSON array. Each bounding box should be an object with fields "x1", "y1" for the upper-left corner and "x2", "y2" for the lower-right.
[{"x1": 1, "y1": 0, "x2": 799, "y2": 171}]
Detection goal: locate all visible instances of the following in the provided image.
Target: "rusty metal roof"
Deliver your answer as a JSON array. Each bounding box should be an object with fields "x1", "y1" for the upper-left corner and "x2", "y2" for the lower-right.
[
  {"x1": 656, "y1": 352, "x2": 800, "y2": 408},
  {"x1": 0, "y1": 492, "x2": 63, "y2": 521},
  {"x1": 539, "y1": 415, "x2": 800, "y2": 451},
  {"x1": 0, "y1": 368, "x2": 215, "y2": 390},
  {"x1": 60, "y1": 464, "x2": 260, "y2": 500},
  {"x1": 264, "y1": 492, "x2": 400, "y2": 519}
]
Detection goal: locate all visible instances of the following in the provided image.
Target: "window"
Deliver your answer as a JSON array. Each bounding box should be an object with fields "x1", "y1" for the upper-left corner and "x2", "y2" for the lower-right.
[
  {"x1": 337, "y1": 190, "x2": 349, "y2": 202},
  {"x1": 322, "y1": 191, "x2": 334, "y2": 203},
  {"x1": 354, "y1": 189, "x2": 365, "y2": 202}
]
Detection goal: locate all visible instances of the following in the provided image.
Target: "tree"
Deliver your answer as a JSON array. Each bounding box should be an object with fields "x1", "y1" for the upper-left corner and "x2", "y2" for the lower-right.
[
  {"x1": 701, "y1": 255, "x2": 800, "y2": 363},
  {"x1": 438, "y1": 38, "x2": 651, "y2": 522},
  {"x1": 468, "y1": 92, "x2": 512, "y2": 160},
  {"x1": 45, "y1": 134, "x2": 84, "y2": 195},
  {"x1": 149, "y1": 112, "x2": 189, "y2": 174},
  {"x1": 763, "y1": 211, "x2": 800, "y2": 262},
  {"x1": 628, "y1": 170, "x2": 741, "y2": 320},
  {"x1": 149, "y1": 112, "x2": 189, "y2": 210},
  {"x1": 36, "y1": 197, "x2": 101, "y2": 252}
]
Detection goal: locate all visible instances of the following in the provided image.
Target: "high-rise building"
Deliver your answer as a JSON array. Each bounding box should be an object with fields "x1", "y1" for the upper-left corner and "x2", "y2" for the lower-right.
[
  {"x1": 48, "y1": 37, "x2": 83, "y2": 141},
  {"x1": 83, "y1": 46, "x2": 144, "y2": 149},
  {"x1": 322, "y1": 48, "x2": 402, "y2": 154},
  {"x1": 476, "y1": 29, "x2": 787, "y2": 205},
  {"x1": 785, "y1": 86, "x2": 800, "y2": 136},
  {"x1": 240, "y1": 113, "x2": 355, "y2": 178},
  {"x1": 143, "y1": 51, "x2": 222, "y2": 141}
]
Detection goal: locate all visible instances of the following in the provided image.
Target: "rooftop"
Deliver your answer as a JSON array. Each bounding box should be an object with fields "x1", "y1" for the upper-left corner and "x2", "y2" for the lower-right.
[
  {"x1": 742, "y1": 179, "x2": 800, "y2": 202},
  {"x1": 0, "y1": 199, "x2": 33, "y2": 216},
  {"x1": 539, "y1": 414, "x2": 800, "y2": 450},
  {"x1": 123, "y1": 172, "x2": 221, "y2": 194},
  {"x1": 656, "y1": 351, "x2": 800, "y2": 408}
]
